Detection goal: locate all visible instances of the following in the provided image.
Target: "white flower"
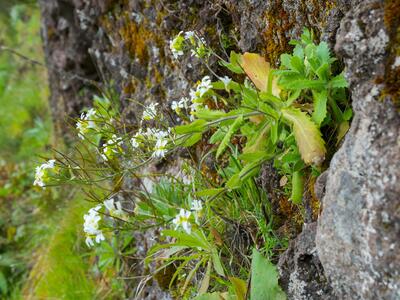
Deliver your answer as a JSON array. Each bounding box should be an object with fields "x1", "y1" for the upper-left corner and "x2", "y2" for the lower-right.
[
  {"x1": 179, "y1": 97, "x2": 189, "y2": 109},
  {"x1": 169, "y1": 32, "x2": 185, "y2": 59},
  {"x1": 191, "y1": 199, "x2": 203, "y2": 224},
  {"x1": 104, "y1": 198, "x2": 126, "y2": 219},
  {"x1": 76, "y1": 109, "x2": 97, "y2": 139},
  {"x1": 220, "y1": 76, "x2": 231, "y2": 91},
  {"x1": 83, "y1": 205, "x2": 104, "y2": 247},
  {"x1": 101, "y1": 135, "x2": 123, "y2": 161},
  {"x1": 33, "y1": 159, "x2": 56, "y2": 188},
  {"x1": 142, "y1": 103, "x2": 158, "y2": 121},
  {"x1": 131, "y1": 136, "x2": 139, "y2": 148},
  {"x1": 152, "y1": 138, "x2": 168, "y2": 158},
  {"x1": 172, "y1": 209, "x2": 192, "y2": 234},
  {"x1": 184, "y1": 31, "x2": 195, "y2": 40},
  {"x1": 171, "y1": 100, "x2": 184, "y2": 112},
  {"x1": 191, "y1": 200, "x2": 203, "y2": 211}
]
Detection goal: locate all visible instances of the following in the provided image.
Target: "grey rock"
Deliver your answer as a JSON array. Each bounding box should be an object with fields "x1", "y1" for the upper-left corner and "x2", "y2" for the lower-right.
[
  {"x1": 316, "y1": 1, "x2": 400, "y2": 299},
  {"x1": 278, "y1": 223, "x2": 336, "y2": 300}
]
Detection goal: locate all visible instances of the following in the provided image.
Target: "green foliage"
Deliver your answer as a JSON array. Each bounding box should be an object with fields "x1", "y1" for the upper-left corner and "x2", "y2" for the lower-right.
[{"x1": 35, "y1": 28, "x2": 351, "y2": 299}]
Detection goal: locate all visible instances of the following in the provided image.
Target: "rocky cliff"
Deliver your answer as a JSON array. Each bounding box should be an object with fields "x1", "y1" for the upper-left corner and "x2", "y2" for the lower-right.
[{"x1": 38, "y1": 0, "x2": 400, "y2": 299}]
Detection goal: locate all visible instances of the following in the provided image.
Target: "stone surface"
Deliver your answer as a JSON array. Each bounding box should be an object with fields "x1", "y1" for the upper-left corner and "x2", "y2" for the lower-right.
[
  {"x1": 316, "y1": 1, "x2": 400, "y2": 299},
  {"x1": 278, "y1": 222, "x2": 335, "y2": 300}
]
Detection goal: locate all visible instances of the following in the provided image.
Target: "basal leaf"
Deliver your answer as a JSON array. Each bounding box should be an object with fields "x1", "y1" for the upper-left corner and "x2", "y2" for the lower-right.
[
  {"x1": 312, "y1": 90, "x2": 328, "y2": 126},
  {"x1": 240, "y1": 53, "x2": 277, "y2": 93},
  {"x1": 281, "y1": 108, "x2": 326, "y2": 165},
  {"x1": 250, "y1": 249, "x2": 286, "y2": 300}
]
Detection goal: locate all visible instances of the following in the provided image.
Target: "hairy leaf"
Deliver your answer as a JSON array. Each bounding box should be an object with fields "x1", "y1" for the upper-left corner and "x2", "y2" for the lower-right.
[{"x1": 281, "y1": 108, "x2": 326, "y2": 165}]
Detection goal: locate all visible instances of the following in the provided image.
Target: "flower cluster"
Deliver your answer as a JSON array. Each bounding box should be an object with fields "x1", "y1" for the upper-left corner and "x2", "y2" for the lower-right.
[
  {"x1": 83, "y1": 198, "x2": 127, "y2": 247},
  {"x1": 142, "y1": 103, "x2": 158, "y2": 121},
  {"x1": 76, "y1": 108, "x2": 97, "y2": 139},
  {"x1": 83, "y1": 205, "x2": 104, "y2": 247},
  {"x1": 172, "y1": 198, "x2": 203, "y2": 234},
  {"x1": 169, "y1": 31, "x2": 209, "y2": 60},
  {"x1": 33, "y1": 159, "x2": 56, "y2": 188},
  {"x1": 189, "y1": 76, "x2": 213, "y2": 120},
  {"x1": 104, "y1": 198, "x2": 126, "y2": 219},
  {"x1": 101, "y1": 134, "x2": 123, "y2": 161}
]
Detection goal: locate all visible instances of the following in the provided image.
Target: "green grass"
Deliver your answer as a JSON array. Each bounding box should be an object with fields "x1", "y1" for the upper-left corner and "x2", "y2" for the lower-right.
[{"x1": 23, "y1": 197, "x2": 96, "y2": 300}]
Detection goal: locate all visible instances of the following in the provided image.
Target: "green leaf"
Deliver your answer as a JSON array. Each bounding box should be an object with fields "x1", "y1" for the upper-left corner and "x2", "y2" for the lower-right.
[
  {"x1": 342, "y1": 108, "x2": 353, "y2": 121},
  {"x1": 226, "y1": 173, "x2": 241, "y2": 190},
  {"x1": 0, "y1": 271, "x2": 8, "y2": 294},
  {"x1": 196, "y1": 109, "x2": 227, "y2": 121},
  {"x1": 175, "y1": 119, "x2": 207, "y2": 134},
  {"x1": 210, "y1": 127, "x2": 227, "y2": 143},
  {"x1": 291, "y1": 171, "x2": 304, "y2": 204},
  {"x1": 216, "y1": 115, "x2": 244, "y2": 158},
  {"x1": 239, "y1": 151, "x2": 270, "y2": 163},
  {"x1": 271, "y1": 120, "x2": 279, "y2": 144},
  {"x1": 220, "y1": 51, "x2": 244, "y2": 74},
  {"x1": 250, "y1": 249, "x2": 286, "y2": 300},
  {"x1": 336, "y1": 121, "x2": 349, "y2": 145},
  {"x1": 182, "y1": 132, "x2": 202, "y2": 147},
  {"x1": 280, "y1": 53, "x2": 292, "y2": 69},
  {"x1": 199, "y1": 261, "x2": 212, "y2": 294},
  {"x1": 330, "y1": 73, "x2": 348, "y2": 88},
  {"x1": 212, "y1": 249, "x2": 225, "y2": 276},
  {"x1": 312, "y1": 90, "x2": 328, "y2": 126},
  {"x1": 281, "y1": 108, "x2": 326, "y2": 165},
  {"x1": 280, "y1": 79, "x2": 326, "y2": 90},
  {"x1": 316, "y1": 41, "x2": 330, "y2": 63},
  {"x1": 290, "y1": 55, "x2": 304, "y2": 74},
  {"x1": 194, "y1": 292, "x2": 225, "y2": 300}
]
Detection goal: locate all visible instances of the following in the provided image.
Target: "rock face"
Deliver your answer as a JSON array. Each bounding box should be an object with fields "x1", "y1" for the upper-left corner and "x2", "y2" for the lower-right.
[
  {"x1": 316, "y1": 1, "x2": 400, "y2": 299},
  {"x1": 278, "y1": 222, "x2": 335, "y2": 300},
  {"x1": 38, "y1": 0, "x2": 400, "y2": 299}
]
